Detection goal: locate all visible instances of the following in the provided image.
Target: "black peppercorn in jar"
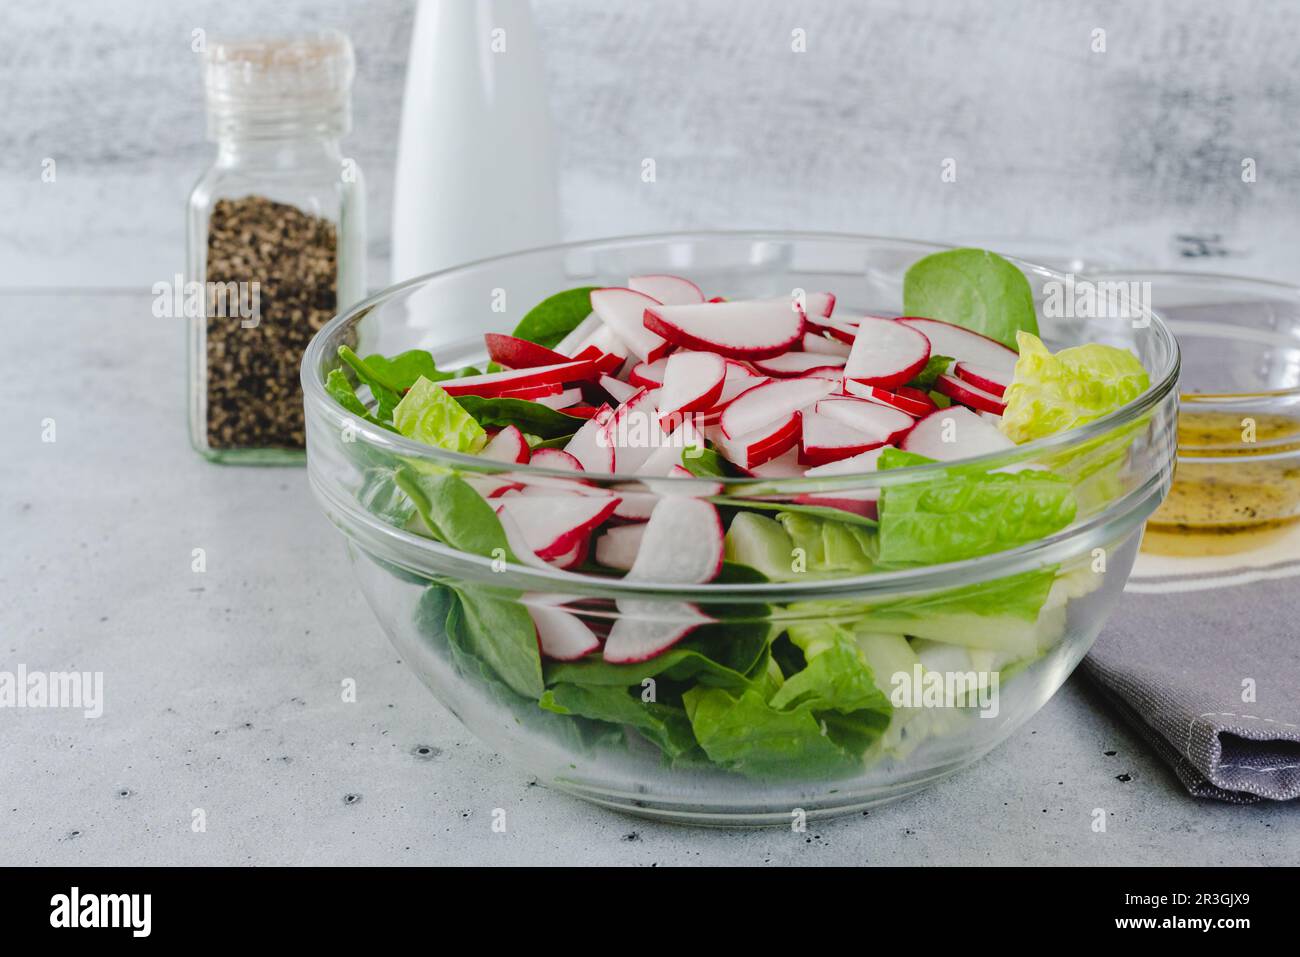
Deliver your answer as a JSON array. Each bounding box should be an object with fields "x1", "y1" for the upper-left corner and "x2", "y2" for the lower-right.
[{"x1": 186, "y1": 30, "x2": 366, "y2": 462}]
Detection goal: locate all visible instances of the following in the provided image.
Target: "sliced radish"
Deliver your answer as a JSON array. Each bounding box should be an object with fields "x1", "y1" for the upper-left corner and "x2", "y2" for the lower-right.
[
  {"x1": 710, "y1": 413, "x2": 801, "y2": 469},
  {"x1": 642, "y1": 298, "x2": 805, "y2": 360},
  {"x1": 481, "y1": 425, "x2": 530, "y2": 464},
  {"x1": 607, "y1": 388, "x2": 673, "y2": 473},
  {"x1": 664, "y1": 465, "x2": 723, "y2": 496},
  {"x1": 626, "y1": 496, "x2": 724, "y2": 584},
  {"x1": 720, "y1": 377, "x2": 836, "y2": 439},
  {"x1": 751, "y1": 351, "x2": 847, "y2": 378},
  {"x1": 549, "y1": 534, "x2": 591, "y2": 570},
  {"x1": 803, "y1": 444, "x2": 892, "y2": 476},
  {"x1": 895, "y1": 318, "x2": 1018, "y2": 378},
  {"x1": 439, "y1": 359, "x2": 596, "y2": 397},
  {"x1": 589, "y1": 288, "x2": 670, "y2": 362},
  {"x1": 846, "y1": 381, "x2": 935, "y2": 417},
  {"x1": 635, "y1": 420, "x2": 706, "y2": 476},
  {"x1": 572, "y1": 344, "x2": 624, "y2": 375},
  {"x1": 464, "y1": 475, "x2": 525, "y2": 499},
  {"x1": 627, "y1": 274, "x2": 705, "y2": 305},
  {"x1": 530, "y1": 447, "x2": 584, "y2": 472},
  {"x1": 800, "y1": 331, "x2": 852, "y2": 357},
  {"x1": 657, "y1": 351, "x2": 726, "y2": 425},
  {"x1": 594, "y1": 523, "x2": 647, "y2": 571},
  {"x1": 603, "y1": 600, "x2": 711, "y2": 663},
  {"x1": 954, "y1": 361, "x2": 1010, "y2": 397},
  {"x1": 534, "y1": 386, "x2": 582, "y2": 410},
  {"x1": 484, "y1": 333, "x2": 571, "y2": 369},
  {"x1": 553, "y1": 312, "x2": 602, "y2": 356},
  {"x1": 496, "y1": 495, "x2": 620, "y2": 560},
  {"x1": 599, "y1": 374, "x2": 641, "y2": 404},
  {"x1": 494, "y1": 381, "x2": 563, "y2": 401},
  {"x1": 799, "y1": 291, "x2": 837, "y2": 322},
  {"x1": 564, "y1": 404, "x2": 616, "y2": 473},
  {"x1": 627, "y1": 356, "x2": 669, "y2": 388},
  {"x1": 793, "y1": 490, "x2": 879, "y2": 520},
  {"x1": 799, "y1": 410, "x2": 886, "y2": 466},
  {"x1": 935, "y1": 373, "x2": 1007, "y2": 415},
  {"x1": 843, "y1": 317, "x2": 931, "y2": 390},
  {"x1": 901, "y1": 406, "x2": 1014, "y2": 461},
  {"x1": 495, "y1": 509, "x2": 553, "y2": 570},
  {"x1": 747, "y1": 446, "x2": 805, "y2": 478},
  {"x1": 815, "y1": 397, "x2": 915, "y2": 445},
  {"x1": 527, "y1": 599, "x2": 601, "y2": 660}
]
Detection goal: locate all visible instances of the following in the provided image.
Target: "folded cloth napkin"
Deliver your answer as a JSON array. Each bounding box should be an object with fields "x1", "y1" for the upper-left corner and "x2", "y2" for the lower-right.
[{"x1": 1084, "y1": 527, "x2": 1300, "y2": 803}]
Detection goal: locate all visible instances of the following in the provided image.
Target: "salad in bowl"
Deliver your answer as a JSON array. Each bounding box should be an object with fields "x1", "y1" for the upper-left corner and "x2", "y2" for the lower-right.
[{"x1": 303, "y1": 234, "x2": 1178, "y2": 823}]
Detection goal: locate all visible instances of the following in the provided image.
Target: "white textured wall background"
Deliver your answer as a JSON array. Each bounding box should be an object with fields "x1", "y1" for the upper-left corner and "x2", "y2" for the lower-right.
[{"x1": 1, "y1": 0, "x2": 1297, "y2": 288}]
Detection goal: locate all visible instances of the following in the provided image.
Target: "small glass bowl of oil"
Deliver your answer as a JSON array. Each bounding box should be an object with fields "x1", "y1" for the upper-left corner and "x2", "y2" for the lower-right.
[{"x1": 1096, "y1": 271, "x2": 1300, "y2": 536}]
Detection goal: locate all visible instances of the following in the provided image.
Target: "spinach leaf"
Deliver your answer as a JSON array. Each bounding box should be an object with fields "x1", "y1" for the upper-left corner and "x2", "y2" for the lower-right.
[
  {"x1": 338, "y1": 345, "x2": 403, "y2": 420},
  {"x1": 905, "y1": 354, "x2": 955, "y2": 390},
  {"x1": 449, "y1": 586, "x2": 544, "y2": 699},
  {"x1": 454, "y1": 395, "x2": 588, "y2": 439},
  {"x1": 511, "y1": 287, "x2": 597, "y2": 348},
  {"x1": 363, "y1": 349, "x2": 447, "y2": 390},
  {"x1": 544, "y1": 623, "x2": 769, "y2": 691},
  {"x1": 324, "y1": 369, "x2": 399, "y2": 432},
  {"x1": 540, "y1": 684, "x2": 702, "y2": 764},
  {"x1": 713, "y1": 497, "x2": 878, "y2": 528},
  {"x1": 902, "y1": 248, "x2": 1038, "y2": 350},
  {"x1": 394, "y1": 469, "x2": 516, "y2": 561},
  {"x1": 358, "y1": 467, "x2": 417, "y2": 527}
]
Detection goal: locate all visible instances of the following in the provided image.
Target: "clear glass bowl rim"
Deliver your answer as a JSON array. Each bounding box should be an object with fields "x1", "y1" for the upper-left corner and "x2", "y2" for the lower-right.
[{"x1": 301, "y1": 230, "x2": 1180, "y2": 600}]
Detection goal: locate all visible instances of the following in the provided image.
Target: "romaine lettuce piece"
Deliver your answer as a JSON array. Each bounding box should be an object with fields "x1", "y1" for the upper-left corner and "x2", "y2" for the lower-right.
[
  {"x1": 724, "y1": 512, "x2": 800, "y2": 582},
  {"x1": 999, "y1": 332, "x2": 1149, "y2": 444},
  {"x1": 875, "y1": 448, "x2": 1075, "y2": 565},
  {"x1": 777, "y1": 511, "x2": 877, "y2": 574},
  {"x1": 393, "y1": 376, "x2": 488, "y2": 454}
]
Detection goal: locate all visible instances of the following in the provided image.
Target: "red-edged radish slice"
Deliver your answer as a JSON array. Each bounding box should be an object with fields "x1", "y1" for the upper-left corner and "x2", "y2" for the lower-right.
[
  {"x1": 664, "y1": 464, "x2": 723, "y2": 496},
  {"x1": 530, "y1": 447, "x2": 585, "y2": 472},
  {"x1": 843, "y1": 317, "x2": 931, "y2": 390},
  {"x1": 799, "y1": 410, "x2": 887, "y2": 466},
  {"x1": 751, "y1": 351, "x2": 848, "y2": 378},
  {"x1": 464, "y1": 475, "x2": 525, "y2": 499},
  {"x1": 527, "y1": 597, "x2": 602, "y2": 660},
  {"x1": 608, "y1": 483, "x2": 658, "y2": 521},
  {"x1": 898, "y1": 386, "x2": 939, "y2": 411},
  {"x1": 627, "y1": 356, "x2": 669, "y2": 388},
  {"x1": 803, "y1": 444, "x2": 892, "y2": 476},
  {"x1": 554, "y1": 313, "x2": 601, "y2": 356},
  {"x1": 606, "y1": 388, "x2": 673, "y2": 473},
  {"x1": 481, "y1": 425, "x2": 530, "y2": 464},
  {"x1": 594, "y1": 523, "x2": 647, "y2": 571},
  {"x1": 901, "y1": 406, "x2": 1014, "y2": 461},
  {"x1": 800, "y1": 331, "x2": 852, "y2": 357},
  {"x1": 720, "y1": 377, "x2": 836, "y2": 439},
  {"x1": 799, "y1": 291, "x2": 837, "y2": 322},
  {"x1": 626, "y1": 496, "x2": 724, "y2": 584},
  {"x1": 845, "y1": 380, "x2": 935, "y2": 417},
  {"x1": 564, "y1": 404, "x2": 616, "y2": 473},
  {"x1": 494, "y1": 382, "x2": 563, "y2": 400},
  {"x1": 634, "y1": 420, "x2": 706, "y2": 476},
  {"x1": 954, "y1": 361, "x2": 1010, "y2": 397},
  {"x1": 895, "y1": 317, "x2": 1018, "y2": 378},
  {"x1": 935, "y1": 373, "x2": 1007, "y2": 415},
  {"x1": 572, "y1": 344, "x2": 624, "y2": 375},
  {"x1": 603, "y1": 600, "x2": 712, "y2": 663},
  {"x1": 535, "y1": 386, "x2": 582, "y2": 410},
  {"x1": 815, "y1": 397, "x2": 914, "y2": 445},
  {"x1": 657, "y1": 351, "x2": 726, "y2": 425},
  {"x1": 439, "y1": 359, "x2": 597, "y2": 397},
  {"x1": 627, "y1": 274, "x2": 705, "y2": 305},
  {"x1": 590, "y1": 287, "x2": 670, "y2": 362},
  {"x1": 549, "y1": 534, "x2": 591, "y2": 570},
  {"x1": 642, "y1": 297, "x2": 805, "y2": 360},
  {"x1": 484, "y1": 333, "x2": 572, "y2": 369},
  {"x1": 495, "y1": 509, "x2": 554, "y2": 570},
  {"x1": 496, "y1": 494, "x2": 620, "y2": 560},
  {"x1": 559, "y1": 404, "x2": 600, "y2": 419},
  {"x1": 747, "y1": 446, "x2": 804, "y2": 478},
  {"x1": 710, "y1": 413, "x2": 801, "y2": 469},
  {"x1": 599, "y1": 374, "x2": 641, "y2": 404}
]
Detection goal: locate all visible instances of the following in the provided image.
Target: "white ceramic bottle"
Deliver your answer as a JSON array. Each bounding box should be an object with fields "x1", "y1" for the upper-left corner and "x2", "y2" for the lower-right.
[{"x1": 391, "y1": 0, "x2": 561, "y2": 284}]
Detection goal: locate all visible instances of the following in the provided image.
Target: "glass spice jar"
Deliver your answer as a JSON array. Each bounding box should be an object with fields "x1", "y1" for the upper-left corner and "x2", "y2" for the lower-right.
[{"x1": 187, "y1": 29, "x2": 366, "y2": 463}]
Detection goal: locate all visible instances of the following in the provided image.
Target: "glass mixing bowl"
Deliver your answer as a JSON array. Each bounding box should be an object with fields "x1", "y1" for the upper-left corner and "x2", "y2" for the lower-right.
[{"x1": 301, "y1": 232, "x2": 1179, "y2": 825}]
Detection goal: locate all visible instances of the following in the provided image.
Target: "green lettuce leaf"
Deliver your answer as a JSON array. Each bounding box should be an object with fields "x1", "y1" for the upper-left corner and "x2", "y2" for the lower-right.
[
  {"x1": 875, "y1": 447, "x2": 1075, "y2": 565},
  {"x1": 777, "y1": 511, "x2": 877, "y2": 574},
  {"x1": 393, "y1": 376, "x2": 488, "y2": 454},
  {"x1": 999, "y1": 331, "x2": 1149, "y2": 443},
  {"x1": 903, "y1": 248, "x2": 1038, "y2": 349}
]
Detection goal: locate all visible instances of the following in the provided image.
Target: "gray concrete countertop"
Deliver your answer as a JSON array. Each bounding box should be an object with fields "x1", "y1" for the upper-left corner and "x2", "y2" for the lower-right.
[{"x1": 1, "y1": 290, "x2": 1292, "y2": 866}]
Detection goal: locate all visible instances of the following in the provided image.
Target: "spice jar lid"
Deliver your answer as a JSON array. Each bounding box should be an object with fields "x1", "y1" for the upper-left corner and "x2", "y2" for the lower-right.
[{"x1": 204, "y1": 29, "x2": 355, "y2": 137}]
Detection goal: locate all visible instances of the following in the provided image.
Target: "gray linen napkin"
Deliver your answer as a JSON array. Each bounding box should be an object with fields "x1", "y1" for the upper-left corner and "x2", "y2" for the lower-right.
[{"x1": 1083, "y1": 565, "x2": 1300, "y2": 803}]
